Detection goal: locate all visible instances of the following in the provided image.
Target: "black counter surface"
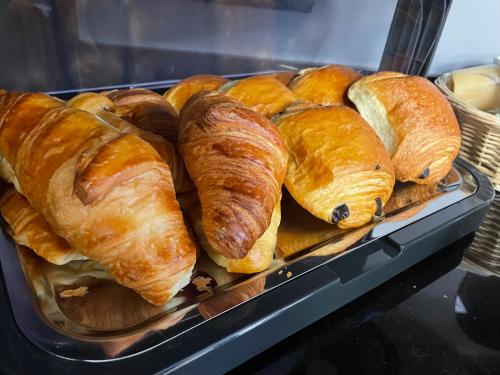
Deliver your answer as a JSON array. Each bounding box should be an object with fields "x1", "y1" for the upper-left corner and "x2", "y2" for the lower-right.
[{"x1": 229, "y1": 233, "x2": 500, "y2": 375}]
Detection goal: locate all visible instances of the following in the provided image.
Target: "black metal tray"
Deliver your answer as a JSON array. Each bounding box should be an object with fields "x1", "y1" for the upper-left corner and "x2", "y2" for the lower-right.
[{"x1": 0, "y1": 158, "x2": 494, "y2": 375}]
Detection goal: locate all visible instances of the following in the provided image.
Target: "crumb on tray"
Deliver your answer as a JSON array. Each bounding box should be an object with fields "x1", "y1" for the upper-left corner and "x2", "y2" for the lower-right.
[
  {"x1": 286, "y1": 271, "x2": 292, "y2": 278},
  {"x1": 192, "y1": 275, "x2": 213, "y2": 292},
  {"x1": 59, "y1": 286, "x2": 89, "y2": 298}
]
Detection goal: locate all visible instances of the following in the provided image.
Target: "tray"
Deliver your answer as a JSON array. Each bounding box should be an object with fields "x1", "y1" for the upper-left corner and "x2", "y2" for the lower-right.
[{"x1": 0, "y1": 158, "x2": 494, "y2": 375}]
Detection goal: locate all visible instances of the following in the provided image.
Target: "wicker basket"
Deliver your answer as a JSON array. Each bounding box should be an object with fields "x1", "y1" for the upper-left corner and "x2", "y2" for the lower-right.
[
  {"x1": 435, "y1": 73, "x2": 500, "y2": 190},
  {"x1": 464, "y1": 192, "x2": 500, "y2": 273}
]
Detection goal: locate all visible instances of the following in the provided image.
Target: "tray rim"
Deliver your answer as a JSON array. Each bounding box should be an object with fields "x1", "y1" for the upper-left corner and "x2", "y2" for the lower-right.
[{"x1": 0, "y1": 159, "x2": 487, "y2": 362}]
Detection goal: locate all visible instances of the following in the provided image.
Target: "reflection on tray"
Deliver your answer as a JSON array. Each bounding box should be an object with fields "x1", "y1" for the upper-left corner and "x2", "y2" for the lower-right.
[{"x1": 2, "y1": 165, "x2": 475, "y2": 357}]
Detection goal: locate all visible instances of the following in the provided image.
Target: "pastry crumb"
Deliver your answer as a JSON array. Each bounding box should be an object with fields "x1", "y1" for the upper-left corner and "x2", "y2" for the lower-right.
[
  {"x1": 286, "y1": 271, "x2": 292, "y2": 278},
  {"x1": 278, "y1": 270, "x2": 283, "y2": 275},
  {"x1": 59, "y1": 286, "x2": 89, "y2": 298},
  {"x1": 192, "y1": 276, "x2": 213, "y2": 292}
]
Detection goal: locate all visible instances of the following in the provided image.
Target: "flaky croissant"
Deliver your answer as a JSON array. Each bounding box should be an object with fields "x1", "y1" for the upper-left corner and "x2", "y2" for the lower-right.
[
  {"x1": 104, "y1": 88, "x2": 179, "y2": 143},
  {"x1": 0, "y1": 189, "x2": 86, "y2": 265},
  {"x1": 178, "y1": 92, "x2": 287, "y2": 259},
  {"x1": 274, "y1": 105, "x2": 395, "y2": 229},
  {"x1": 179, "y1": 191, "x2": 280, "y2": 273},
  {"x1": 68, "y1": 92, "x2": 193, "y2": 193},
  {"x1": 0, "y1": 91, "x2": 197, "y2": 305}
]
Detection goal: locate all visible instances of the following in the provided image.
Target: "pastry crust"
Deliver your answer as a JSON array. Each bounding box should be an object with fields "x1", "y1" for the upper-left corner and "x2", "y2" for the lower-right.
[
  {"x1": 68, "y1": 92, "x2": 193, "y2": 193},
  {"x1": 0, "y1": 91, "x2": 197, "y2": 305},
  {"x1": 348, "y1": 72, "x2": 461, "y2": 184},
  {"x1": 275, "y1": 105, "x2": 395, "y2": 229},
  {"x1": 105, "y1": 88, "x2": 179, "y2": 143},
  {"x1": 178, "y1": 92, "x2": 287, "y2": 259},
  {"x1": 289, "y1": 65, "x2": 362, "y2": 106},
  {"x1": 179, "y1": 191, "x2": 280, "y2": 273},
  {"x1": 0, "y1": 189, "x2": 86, "y2": 265},
  {"x1": 220, "y1": 75, "x2": 298, "y2": 117},
  {"x1": 266, "y1": 71, "x2": 297, "y2": 86},
  {"x1": 164, "y1": 75, "x2": 229, "y2": 115}
]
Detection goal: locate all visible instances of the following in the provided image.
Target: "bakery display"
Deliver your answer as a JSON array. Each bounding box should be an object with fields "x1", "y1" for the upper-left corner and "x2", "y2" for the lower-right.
[
  {"x1": 164, "y1": 74, "x2": 229, "y2": 115},
  {"x1": 0, "y1": 67, "x2": 462, "y2": 310},
  {"x1": 0, "y1": 91, "x2": 197, "y2": 305},
  {"x1": 348, "y1": 72, "x2": 461, "y2": 184},
  {"x1": 220, "y1": 75, "x2": 298, "y2": 117},
  {"x1": 274, "y1": 105, "x2": 395, "y2": 229},
  {"x1": 288, "y1": 64, "x2": 362, "y2": 106},
  {"x1": 178, "y1": 92, "x2": 287, "y2": 260}
]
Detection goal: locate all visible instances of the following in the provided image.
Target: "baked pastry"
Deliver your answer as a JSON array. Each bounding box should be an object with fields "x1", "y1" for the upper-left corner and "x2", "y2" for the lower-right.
[
  {"x1": 178, "y1": 92, "x2": 287, "y2": 259},
  {"x1": 0, "y1": 189, "x2": 86, "y2": 264},
  {"x1": 220, "y1": 75, "x2": 298, "y2": 117},
  {"x1": 0, "y1": 91, "x2": 197, "y2": 305},
  {"x1": 68, "y1": 92, "x2": 193, "y2": 193},
  {"x1": 274, "y1": 105, "x2": 395, "y2": 229},
  {"x1": 105, "y1": 88, "x2": 179, "y2": 143},
  {"x1": 179, "y1": 191, "x2": 280, "y2": 273},
  {"x1": 348, "y1": 72, "x2": 461, "y2": 184},
  {"x1": 163, "y1": 75, "x2": 229, "y2": 115},
  {"x1": 266, "y1": 71, "x2": 297, "y2": 86},
  {"x1": 288, "y1": 65, "x2": 362, "y2": 106},
  {"x1": 276, "y1": 190, "x2": 344, "y2": 258}
]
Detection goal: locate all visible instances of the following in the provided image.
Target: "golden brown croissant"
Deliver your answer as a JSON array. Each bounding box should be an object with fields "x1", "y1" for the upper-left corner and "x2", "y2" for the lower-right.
[
  {"x1": 163, "y1": 75, "x2": 229, "y2": 115},
  {"x1": 104, "y1": 88, "x2": 179, "y2": 143},
  {"x1": 220, "y1": 75, "x2": 298, "y2": 117},
  {"x1": 0, "y1": 189, "x2": 86, "y2": 264},
  {"x1": 348, "y1": 72, "x2": 461, "y2": 184},
  {"x1": 0, "y1": 91, "x2": 197, "y2": 305},
  {"x1": 179, "y1": 191, "x2": 280, "y2": 273},
  {"x1": 178, "y1": 92, "x2": 287, "y2": 259},
  {"x1": 288, "y1": 65, "x2": 362, "y2": 106},
  {"x1": 67, "y1": 92, "x2": 193, "y2": 193},
  {"x1": 274, "y1": 105, "x2": 395, "y2": 229}
]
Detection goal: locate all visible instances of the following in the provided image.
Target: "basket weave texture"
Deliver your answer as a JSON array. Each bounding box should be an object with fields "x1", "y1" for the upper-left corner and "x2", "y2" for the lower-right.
[{"x1": 435, "y1": 73, "x2": 500, "y2": 190}]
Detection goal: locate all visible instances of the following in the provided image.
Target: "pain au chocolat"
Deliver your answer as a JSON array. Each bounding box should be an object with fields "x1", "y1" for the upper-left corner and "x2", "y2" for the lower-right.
[
  {"x1": 274, "y1": 105, "x2": 395, "y2": 229},
  {"x1": 348, "y1": 72, "x2": 461, "y2": 184}
]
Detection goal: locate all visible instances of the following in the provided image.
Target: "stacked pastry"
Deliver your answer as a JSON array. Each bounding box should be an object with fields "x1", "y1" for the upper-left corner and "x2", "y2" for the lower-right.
[{"x1": 0, "y1": 65, "x2": 461, "y2": 305}]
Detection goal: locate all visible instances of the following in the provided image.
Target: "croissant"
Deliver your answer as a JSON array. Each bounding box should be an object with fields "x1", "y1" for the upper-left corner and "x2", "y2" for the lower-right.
[
  {"x1": 289, "y1": 65, "x2": 362, "y2": 106},
  {"x1": 179, "y1": 191, "x2": 280, "y2": 273},
  {"x1": 178, "y1": 92, "x2": 287, "y2": 259},
  {"x1": 164, "y1": 75, "x2": 229, "y2": 115},
  {"x1": 104, "y1": 88, "x2": 179, "y2": 143},
  {"x1": 220, "y1": 75, "x2": 298, "y2": 117},
  {"x1": 274, "y1": 105, "x2": 395, "y2": 228},
  {"x1": 0, "y1": 189, "x2": 86, "y2": 265},
  {"x1": 348, "y1": 72, "x2": 461, "y2": 184},
  {"x1": 0, "y1": 91, "x2": 197, "y2": 305},
  {"x1": 68, "y1": 92, "x2": 193, "y2": 193}
]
